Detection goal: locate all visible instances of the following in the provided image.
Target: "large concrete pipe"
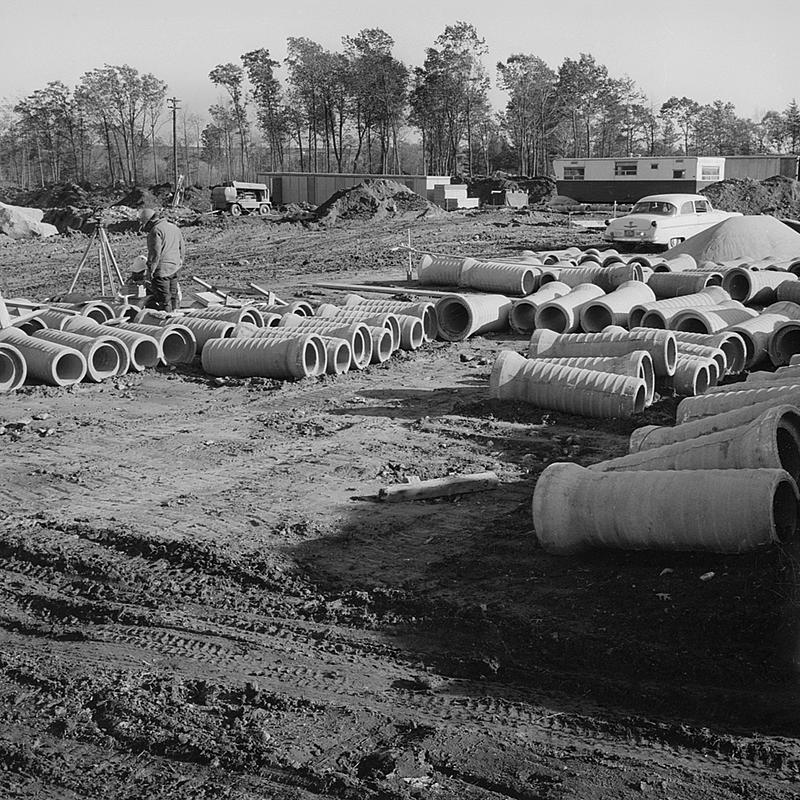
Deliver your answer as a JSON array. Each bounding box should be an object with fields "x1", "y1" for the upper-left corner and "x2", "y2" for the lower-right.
[
  {"x1": 160, "y1": 316, "x2": 235, "y2": 354},
  {"x1": 776, "y1": 282, "x2": 800, "y2": 305},
  {"x1": 460, "y1": 260, "x2": 539, "y2": 296},
  {"x1": 671, "y1": 330, "x2": 746, "y2": 374},
  {"x1": 0, "y1": 342, "x2": 27, "y2": 392},
  {"x1": 674, "y1": 342, "x2": 726, "y2": 377},
  {"x1": 722, "y1": 268, "x2": 797, "y2": 304},
  {"x1": 629, "y1": 254, "x2": 669, "y2": 270},
  {"x1": 202, "y1": 333, "x2": 321, "y2": 380},
  {"x1": 529, "y1": 351, "x2": 654, "y2": 405},
  {"x1": 417, "y1": 254, "x2": 475, "y2": 285},
  {"x1": 507, "y1": 282, "x2": 571, "y2": 335},
  {"x1": 649, "y1": 254, "x2": 698, "y2": 273},
  {"x1": 596, "y1": 406, "x2": 800, "y2": 480},
  {"x1": 490, "y1": 351, "x2": 647, "y2": 419},
  {"x1": 434, "y1": 294, "x2": 512, "y2": 341},
  {"x1": 113, "y1": 322, "x2": 196, "y2": 365},
  {"x1": 255, "y1": 300, "x2": 315, "y2": 317},
  {"x1": 183, "y1": 305, "x2": 264, "y2": 327},
  {"x1": 534, "y1": 283, "x2": 605, "y2": 333},
  {"x1": 276, "y1": 318, "x2": 372, "y2": 368},
  {"x1": 313, "y1": 306, "x2": 402, "y2": 351},
  {"x1": 646, "y1": 271, "x2": 723, "y2": 298},
  {"x1": 540, "y1": 262, "x2": 642, "y2": 291},
  {"x1": 763, "y1": 300, "x2": 800, "y2": 320},
  {"x1": 726, "y1": 313, "x2": 790, "y2": 368},
  {"x1": 0, "y1": 328, "x2": 86, "y2": 387},
  {"x1": 629, "y1": 286, "x2": 730, "y2": 328},
  {"x1": 670, "y1": 304, "x2": 759, "y2": 333},
  {"x1": 32, "y1": 329, "x2": 120, "y2": 382},
  {"x1": 223, "y1": 329, "x2": 330, "y2": 376},
  {"x1": 640, "y1": 299, "x2": 745, "y2": 330},
  {"x1": 36, "y1": 309, "x2": 75, "y2": 330},
  {"x1": 342, "y1": 296, "x2": 438, "y2": 341},
  {"x1": 768, "y1": 321, "x2": 800, "y2": 366},
  {"x1": 48, "y1": 300, "x2": 115, "y2": 322},
  {"x1": 533, "y1": 463, "x2": 798, "y2": 554},
  {"x1": 579, "y1": 281, "x2": 655, "y2": 332},
  {"x1": 529, "y1": 327, "x2": 677, "y2": 376},
  {"x1": 63, "y1": 317, "x2": 160, "y2": 371},
  {"x1": 630, "y1": 402, "x2": 800, "y2": 454},
  {"x1": 676, "y1": 383, "x2": 800, "y2": 424},
  {"x1": 668, "y1": 355, "x2": 714, "y2": 395}
]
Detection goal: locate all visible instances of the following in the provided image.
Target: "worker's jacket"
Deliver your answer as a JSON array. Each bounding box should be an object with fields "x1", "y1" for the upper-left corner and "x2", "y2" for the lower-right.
[{"x1": 146, "y1": 218, "x2": 185, "y2": 278}]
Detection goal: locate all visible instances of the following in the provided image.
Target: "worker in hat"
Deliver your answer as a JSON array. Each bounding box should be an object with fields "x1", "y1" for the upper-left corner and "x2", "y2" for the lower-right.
[{"x1": 135, "y1": 207, "x2": 185, "y2": 311}]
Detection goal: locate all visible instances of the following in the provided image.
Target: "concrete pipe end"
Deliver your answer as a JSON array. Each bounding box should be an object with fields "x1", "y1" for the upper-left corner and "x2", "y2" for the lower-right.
[
  {"x1": 489, "y1": 350, "x2": 526, "y2": 398},
  {"x1": 436, "y1": 297, "x2": 473, "y2": 342}
]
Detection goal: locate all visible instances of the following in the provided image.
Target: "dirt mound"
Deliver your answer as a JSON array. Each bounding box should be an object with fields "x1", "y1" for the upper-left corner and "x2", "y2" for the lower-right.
[
  {"x1": 114, "y1": 186, "x2": 162, "y2": 209},
  {"x1": 315, "y1": 178, "x2": 445, "y2": 225},
  {"x1": 702, "y1": 175, "x2": 800, "y2": 217},
  {"x1": 467, "y1": 174, "x2": 556, "y2": 206},
  {"x1": 665, "y1": 214, "x2": 800, "y2": 262}
]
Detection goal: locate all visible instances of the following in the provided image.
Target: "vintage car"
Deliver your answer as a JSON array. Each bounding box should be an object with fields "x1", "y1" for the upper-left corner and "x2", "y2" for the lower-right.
[{"x1": 603, "y1": 193, "x2": 740, "y2": 250}]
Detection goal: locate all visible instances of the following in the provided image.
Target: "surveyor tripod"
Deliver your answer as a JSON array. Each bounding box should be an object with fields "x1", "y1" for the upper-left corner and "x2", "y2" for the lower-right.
[{"x1": 67, "y1": 223, "x2": 126, "y2": 296}]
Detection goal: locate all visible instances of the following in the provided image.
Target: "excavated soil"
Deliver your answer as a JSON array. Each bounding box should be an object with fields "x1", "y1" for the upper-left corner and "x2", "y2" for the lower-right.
[
  {"x1": 702, "y1": 176, "x2": 800, "y2": 218},
  {"x1": 2, "y1": 209, "x2": 800, "y2": 799}
]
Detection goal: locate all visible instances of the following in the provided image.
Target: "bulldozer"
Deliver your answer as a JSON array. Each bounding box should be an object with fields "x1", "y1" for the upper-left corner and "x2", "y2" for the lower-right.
[{"x1": 211, "y1": 181, "x2": 272, "y2": 217}]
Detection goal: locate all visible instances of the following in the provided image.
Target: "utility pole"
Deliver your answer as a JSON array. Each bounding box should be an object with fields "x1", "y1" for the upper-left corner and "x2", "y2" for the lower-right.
[{"x1": 167, "y1": 97, "x2": 180, "y2": 191}]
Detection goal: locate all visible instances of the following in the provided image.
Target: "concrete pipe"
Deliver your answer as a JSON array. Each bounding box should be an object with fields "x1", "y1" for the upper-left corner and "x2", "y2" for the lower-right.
[
  {"x1": 776, "y1": 282, "x2": 800, "y2": 305},
  {"x1": 0, "y1": 328, "x2": 86, "y2": 387},
  {"x1": 670, "y1": 304, "x2": 758, "y2": 333},
  {"x1": 201, "y1": 333, "x2": 321, "y2": 380},
  {"x1": 222, "y1": 328, "x2": 329, "y2": 376},
  {"x1": 0, "y1": 342, "x2": 27, "y2": 392},
  {"x1": 675, "y1": 342, "x2": 727, "y2": 377},
  {"x1": 726, "y1": 313, "x2": 790, "y2": 369},
  {"x1": 629, "y1": 254, "x2": 669, "y2": 270},
  {"x1": 722, "y1": 268, "x2": 797, "y2": 305},
  {"x1": 417, "y1": 254, "x2": 475, "y2": 286},
  {"x1": 276, "y1": 318, "x2": 373, "y2": 368},
  {"x1": 342, "y1": 296, "x2": 438, "y2": 341},
  {"x1": 32, "y1": 329, "x2": 120, "y2": 382},
  {"x1": 535, "y1": 283, "x2": 605, "y2": 334},
  {"x1": 531, "y1": 351, "x2": 654, "y2": 405},
  {"x1": 434, "y1": 294, "x2": 512, "y2": 341},
  {"x1": 597, "y1": 406, "x2": 800, "y2": 480},
  {"x1": 165, "y1": 317, "x2": 236, "y2": 354},
  {"x1": 183, "y1": 305, "x2": 264, "y2": 327},
  {"x1": 630, "y1": 402, "x2": 800, "y2": 454},
  {"x1": 671, "y1": 330, "x2": 746, "y2": 374},
  {"x1": 48, "y1": 300, "x2": 116, "y2": 322},
  {"x1": 529, "y1": 327, "x2": 677, "y2": 376},
  {"x1": 460, "y1": 260, "x2": 539, "y2": 296},
  {"x1": 629, "y1": 286, "x2": 731, "y2": 328},
  {"x1": 508, "y1": 282, "x2": 571, "y2": 335},
  {"x1": 747, "y1": 367, "x2": 800, "y2": 383},
  {"x1": 650, "y1": 254, "x2": 698, "y2": 273},
  {"x1": 676, "y1": 383, "x2": 800, "y2": 424},
  {"x1": 579, "y1": 281, "x2": 655, "y2": 332},
  {"x1": 533, "y1": 463, "x2": 798, "y2": 554},
  {"x1": 36, "y1": 309, "x2": 75, "y2": 330},
  {"x1": 254, "y1": 300, "x2": 315, "y2": 317},
  {"x1": 62, "y1": 317, "x2": 160, "y2": 371},
  {"x1": 490, "y1": 351, "x2": 647, "y2": 419},
  {"x1": 768, "y1": 321, "x2": 800, "y2": 366},
  {"x1": 314, "y1": 306, "x2": 401, "y2": 351},
  {"x1": 646, "y1": 271, "x2": 723, "y2": 299},
  {"x1": 114, "y1": 322, "x2": 197, "y2": 365},
  {"x1": 667, "y1": 355, "x2": 714, "y2": 395},
  {"x1": 762, "y1": 301, "x2": 800, "y2": 320}
]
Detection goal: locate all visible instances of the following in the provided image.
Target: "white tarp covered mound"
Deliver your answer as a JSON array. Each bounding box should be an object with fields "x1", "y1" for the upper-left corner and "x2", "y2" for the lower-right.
[
  {"x1": 665, "y1": 215, "x2": 800, "y2": 263},
  {"x1": 0, "y1": 202, "x2": 59, "y2": 239}
]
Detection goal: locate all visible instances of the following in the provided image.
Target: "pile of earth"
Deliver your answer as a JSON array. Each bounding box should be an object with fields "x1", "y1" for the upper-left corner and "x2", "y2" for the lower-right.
[
  {"x1": 466, "y1": 174, "x2": 556, "y2": 206},
  {"x1": 314, "y1": 178, "x2": 445, "y2": 225},
  {"x1": 702, "y1": 175, "x2": 800, "y2": 217},
  {"x1": 665, "y1": 214, "x2": 800, "y2": 262},
  {"x1": 0, "y1": 182, "x2": 124, "y2": 210}
]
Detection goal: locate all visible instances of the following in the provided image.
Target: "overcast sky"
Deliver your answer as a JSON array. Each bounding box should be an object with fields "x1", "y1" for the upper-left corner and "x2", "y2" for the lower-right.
[{"x1": 2, "y1": 0, "x2": 799, "y2": 122}]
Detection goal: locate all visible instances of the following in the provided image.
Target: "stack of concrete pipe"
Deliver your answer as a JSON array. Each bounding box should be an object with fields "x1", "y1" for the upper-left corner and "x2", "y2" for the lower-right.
[{"x1": 417, "y1": 254, "x2": 540, "y2": 296}]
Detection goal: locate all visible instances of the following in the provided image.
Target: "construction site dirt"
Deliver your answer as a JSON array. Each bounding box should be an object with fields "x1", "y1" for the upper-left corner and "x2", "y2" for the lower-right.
[{"x1": 2, "y1": 209, "x2": 800, "y2": 799}]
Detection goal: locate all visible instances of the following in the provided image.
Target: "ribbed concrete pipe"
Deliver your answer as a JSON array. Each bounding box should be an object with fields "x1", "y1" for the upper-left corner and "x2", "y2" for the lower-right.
[
  {"x1": 460, "y1": 260, "x2": 539, "y2": 296},
  {"x1": 0, "y1": 328, "x2": 86, "y2": 387},
  {"x1": 676, "y1": 383, "x2": 800, "y2": 424},
  {"x1": 163, "y1": 316, "x2": 236, "y2": 354},
  {"x1": 490, "y1": 351, "x2": 647, "y2": 418},
  {"x1": 314, "y1": 306, "x2": 402, "y2": 351},
  {"x1": 640, "y1": 299, "x2": 744, "y2": 330},
  {"x1": 668, "y1": 355, "x2": 714, "y2": 395},
  {"x1": 254, "y1": 301, "x2": 315, "y2": 318},
  {"x1": 508, "y1": 282, "x2": 571, "y2": 335},
  {"x1": 776, "y1": 281, "x2": 800, "y2": 305},
  {"x1": 276, "y1": 318, "x2": 372, "y2": 368},
  {"x1": 646, "y1": 271, "x2": 723, "y2": 298},
  {"x1": 722, "y1": 268, "x2": 797, "y2": 304},
  {"x1": 630, "y1": 401, "x2": 800, "y2": 454},
  {"x1": 528, "y1": 327, "x2": 677, "y2": 376},
  {"x1": 531, "y1": 351, "x2": 655, "y2": 405},
  {"x1": 670, "y1": 304, "x2": 758, "y2": 333},
  {"x1": 747, "y1": 366, "x2": 800, "y2": 383},
  {"x1": 184, "y1": 305, "x2": 264, "y2": 327},
  {"x1": 201, "y1": 333, "x2": 321, "y2": 379},
  {"x1": 32, "y1": 329, "x2": 120, "y2": 382},
  {"x1": 226, "y1": 328, "x2": 330, "y2": 376},
  {"x1": 768, "y1": 320, "x2": 800, "y2": 366},
  {"x1": 629, "y1": 286, "x2": 730, "y2": 328},
  {"x1": 114, "y1": 322, "x2": 197, "y2": 365},
  {"x1": 650, "y1": 254, "x2": 698, "y2": 273},
  {"x1": 62, "y1": 317, "x2": 160, "y2": 371},
  {"x1": 532, "y1": 463, "x2": 798, "y2": 554},
  {"x1": 597, "y1": 406, "x2": 800, "y2": 480},
  {"x1": 0, "y1": 342, "x2": 27, "y2": 392},
  {"x1": 434, "y1": 294, "x2": 512, "y2": 341},
  {"x1": 763, "y1": 300, "x2": 800, "y2": 320},
  {"x1": 417, "y1": 254, "x2": 475, "y2": 285},
  {"x1": 342, "y1": 296, "x2": 438, "y2": 341},
  {"x1": 544, "y1": 262, "x2": 643, "y2": 291},
  {"x1": 535, "y1": 283, "x2": 605, "y2": 333},
  {"x1": 48, "y1": 300, "x2": 115, "y2": 322},
  {"x1": 726, "y1": 313, "x2": 790, "y2": 368},
  {"x1": 36, "y1": 309, "x2": 75, "y2": 330},
  {"x1": 579, "y1": 281, "x2": 655, "y2": 332},
  {"x1": 629, "y1": 254, "x2": 668, "y2": 270},
  {"x1": 671, "y1": 330, "x2": 746, "y2": 374},
  {"x1": 675, "y1": 342, "x2": 726, "y2": 376}
]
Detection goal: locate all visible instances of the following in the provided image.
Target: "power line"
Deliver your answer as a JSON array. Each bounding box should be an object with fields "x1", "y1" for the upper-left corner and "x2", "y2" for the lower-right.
[{"x1": 167, "y1": 97, "x2": 181, "y2": 192}]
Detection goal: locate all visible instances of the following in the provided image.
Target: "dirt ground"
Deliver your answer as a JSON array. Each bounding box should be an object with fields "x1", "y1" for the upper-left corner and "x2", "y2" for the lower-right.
[{"x1": 2, "y1": 208, "x2": 800, "y2": 799}]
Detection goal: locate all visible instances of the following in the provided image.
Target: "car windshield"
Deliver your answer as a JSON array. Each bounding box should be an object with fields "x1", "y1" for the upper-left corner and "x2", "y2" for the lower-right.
[{"x1": 631, "y1": 201, "x2": 677, "y2": 216}]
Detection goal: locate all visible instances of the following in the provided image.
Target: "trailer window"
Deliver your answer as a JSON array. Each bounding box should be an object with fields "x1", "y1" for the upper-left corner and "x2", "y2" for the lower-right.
[
  {"x1": 673, "y1": 169, "x2": 685, "y2": 179},
  {"x1": 615, "y1": 161, "x2": 638, "y2": 176},
  {"x1": 563, "y1": 167, "x2": 585, "y2": 180},
  {"x1": 701, "y1": 166, "x2": 720, "y2": 181}
]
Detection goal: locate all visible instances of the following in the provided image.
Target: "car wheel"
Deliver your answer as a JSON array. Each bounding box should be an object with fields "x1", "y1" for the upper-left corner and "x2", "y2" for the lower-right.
[
  {"x1": 258, "y1": 204, "x2": 270, "y2": 217},
  {"x1": 230, "y1": 204, "x2": 242, "y2": 217}
]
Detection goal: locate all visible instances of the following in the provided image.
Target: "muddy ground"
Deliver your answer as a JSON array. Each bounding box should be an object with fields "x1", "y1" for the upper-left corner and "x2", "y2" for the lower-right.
[{"x1": 2, "y1": 208, "x2": 800, "y2": 799}]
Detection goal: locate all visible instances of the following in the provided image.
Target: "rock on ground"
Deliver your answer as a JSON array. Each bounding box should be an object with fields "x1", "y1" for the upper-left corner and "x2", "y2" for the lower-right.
[{"x1": 0, "y1": 201, "x2": 58, "y2": 239}]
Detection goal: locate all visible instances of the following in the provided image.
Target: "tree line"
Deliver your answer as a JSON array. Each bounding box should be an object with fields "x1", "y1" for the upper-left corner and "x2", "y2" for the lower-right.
[{"x1": 2, "y1": 21, "x2": 800, "y2": 189}]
